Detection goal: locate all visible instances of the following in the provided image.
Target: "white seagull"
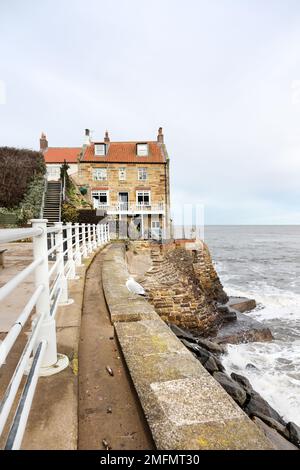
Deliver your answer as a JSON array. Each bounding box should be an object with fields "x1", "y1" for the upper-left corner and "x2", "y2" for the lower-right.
[{"x1": 126, "y1": 277, "x2": 146, "y2": 299}]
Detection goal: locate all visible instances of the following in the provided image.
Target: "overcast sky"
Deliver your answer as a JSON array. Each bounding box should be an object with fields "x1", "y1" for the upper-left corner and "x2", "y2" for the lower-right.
[{"x1": 1, "y1": 0, "x2": 300, "y2": 224}]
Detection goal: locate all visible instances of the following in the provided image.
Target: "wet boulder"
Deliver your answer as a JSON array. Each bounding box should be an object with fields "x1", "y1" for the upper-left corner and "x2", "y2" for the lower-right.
[
  {"x1": 195, "y1": 337, "x2": 226, "y2": 354},
  {"x1": 181, "y1": 339, "x2": 210, "y2": 364},
  {"x1": 230, "y1": 372, "x2": 254, "y2": 395},
  {"x1": 203, "y1": 356, "x2": 219, "y2": 374},
  {"x1": 286, "y1": 422, "x2": 300, "y2": 448},
  {"x1": 213, "y1": 371, "x2": 247, "y2": 406},
  {"x1": 244, "y1": 391, "x2": 285, "y2": 425}
]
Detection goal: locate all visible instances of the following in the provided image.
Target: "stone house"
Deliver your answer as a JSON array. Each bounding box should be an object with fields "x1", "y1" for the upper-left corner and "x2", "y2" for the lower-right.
[
  {"x1": 40, "y1": 133, "x2": 80, "y2": 181},
  {"x1": 40, "y1": 128, "x2": 171, "y2": 239}
]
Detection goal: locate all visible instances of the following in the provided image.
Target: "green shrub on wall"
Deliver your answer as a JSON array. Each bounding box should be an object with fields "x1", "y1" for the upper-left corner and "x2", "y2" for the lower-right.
[
  {"x1": 0, "y1": 147, "x2": 46, "y2": 208},
  {"x1": 0, "y1": 175, "x2": 46, "y2": 226},
  {"x1": 61, "y1": 202, "x2": 79, "y2": 223}
]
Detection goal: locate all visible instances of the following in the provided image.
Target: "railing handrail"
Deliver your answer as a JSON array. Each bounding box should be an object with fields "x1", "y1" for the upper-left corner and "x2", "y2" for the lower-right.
[
  {"x1": 0, "y1": 219, "x2": 110, "y2": 450},
  {"x1": 94, "y1": 202, "x2": 165, "y2": 212}
]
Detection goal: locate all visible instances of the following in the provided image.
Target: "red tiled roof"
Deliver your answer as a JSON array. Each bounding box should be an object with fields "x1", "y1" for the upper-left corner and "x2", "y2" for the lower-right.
[
  {"x1": 82, "y1": 142, "x2": 166, "y2": 163},
  {"x1": 43, "y1": 147, "x2": 81, "y2": 163}
]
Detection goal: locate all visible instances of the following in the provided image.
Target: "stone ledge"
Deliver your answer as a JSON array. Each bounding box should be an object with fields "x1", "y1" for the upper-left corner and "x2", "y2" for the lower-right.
[
  {"x1": 102, "y1": 243, "x2": 157, "y2": 322},
  {"x1": 103, "y1": 243, "x2": 273, "y2": 450}
]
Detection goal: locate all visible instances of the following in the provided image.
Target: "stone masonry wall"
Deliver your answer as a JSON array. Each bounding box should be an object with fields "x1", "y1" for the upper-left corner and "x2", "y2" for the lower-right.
[
  {"x1": 74, "y1": 162, "x2": 167, "y2": 207},
  {"x1": 129, "y1": 241, "x2": 229, "y2": 336}
]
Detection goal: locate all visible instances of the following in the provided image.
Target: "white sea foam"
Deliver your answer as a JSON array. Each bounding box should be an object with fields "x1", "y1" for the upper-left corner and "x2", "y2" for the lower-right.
[
  {"x1": 221, "y1": 284, "x2": 300, "y2": 426},
  {"x1": 222, "y1": 341, "x2": 300, "y2": 426},
  {"x1": 205, "y1": 225, "x2": 300, "y2": 427}
]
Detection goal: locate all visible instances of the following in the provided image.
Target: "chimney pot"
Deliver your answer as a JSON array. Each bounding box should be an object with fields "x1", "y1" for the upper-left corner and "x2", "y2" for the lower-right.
[
  {"x1": 104, "y1": 130, "x2": 110, "y2": 143},
  {"x1": 83, "y1": 128, "x2": 91, "y2": 146},
  {"x1": 40, "y1": 132, "x2": 48, "y2": 151},
  {"x1": 157, "y1": 127, "x2": 164, "y2": 144}
]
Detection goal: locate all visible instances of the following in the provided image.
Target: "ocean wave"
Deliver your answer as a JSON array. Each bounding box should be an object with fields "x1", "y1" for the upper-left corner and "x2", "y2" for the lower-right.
[
  {"x1": 222, "y1": 342, "x2": 300, "y2": 426},
  {"x1": 225, "y1": 284, "x2": 300, "y2": 321}
]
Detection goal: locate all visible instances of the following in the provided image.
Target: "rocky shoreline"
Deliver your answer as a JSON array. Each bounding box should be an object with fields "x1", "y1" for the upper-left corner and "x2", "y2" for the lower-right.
[
  {"x1": 126, "y1": 240, "x2": 299, "y2": 449},
  {"x1": 169, "y1": 322, "x2": 300, "y2": 450}
]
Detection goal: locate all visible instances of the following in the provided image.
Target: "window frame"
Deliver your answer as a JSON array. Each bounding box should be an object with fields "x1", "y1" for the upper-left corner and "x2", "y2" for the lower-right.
[
  {"x1": 94, "y1": 143, "x2": 106, "y2": 156},
  {"x1": 136, "y1": 143, "x2": 148, "y2": 157},
  {"x1": 91, "y1": 190, "x2": 109, "y2": 208},
  {"x1": 136, "y1": 190, "x2": 151, "y2": 207},
  {"x1": 93, "y1": 168, "x2": 107, "y2": 181},
  {"x1": 138, "y1": 167, "x2": 147, "y2": 181},
  {"x1": 119, "y1": 167, "x2": 126, "y2": 181}
]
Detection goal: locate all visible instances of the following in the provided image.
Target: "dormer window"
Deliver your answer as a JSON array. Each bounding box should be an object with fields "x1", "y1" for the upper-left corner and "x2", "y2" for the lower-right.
[
  {"x1": 94, "y1": 143, "x2": 106, "y2": 156},
  {"x1": 137, "y1": 143, "x2": 148, "y2": 156}
]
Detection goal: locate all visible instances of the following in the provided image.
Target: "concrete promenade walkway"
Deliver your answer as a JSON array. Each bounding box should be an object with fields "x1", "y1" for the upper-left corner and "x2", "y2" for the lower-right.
[{"x1": 0, "y1": 242, "x2": 153, "y2": 450}]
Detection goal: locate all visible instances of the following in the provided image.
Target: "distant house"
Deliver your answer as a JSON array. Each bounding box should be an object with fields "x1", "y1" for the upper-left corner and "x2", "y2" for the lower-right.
[
  {"x1": 40, "y1": 133, "x2": 80, "y2": 181},
  {"x1": 39, "y1": 128, "x2": 171, "y2": 238}
]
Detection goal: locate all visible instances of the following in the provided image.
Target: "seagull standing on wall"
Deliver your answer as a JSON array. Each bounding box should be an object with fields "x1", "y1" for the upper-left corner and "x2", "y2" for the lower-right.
[{"x1": 126, "y1": 277, "x2": 146, "y2": 299}]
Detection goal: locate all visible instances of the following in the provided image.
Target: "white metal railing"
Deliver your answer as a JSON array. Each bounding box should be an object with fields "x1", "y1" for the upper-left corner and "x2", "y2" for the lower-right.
[
  {"x1": 0, "y1": 219, "x2": 110, "y2": 450},
  {"x1": 94, "y1": 202, "x2": 165, "y2": 213}
]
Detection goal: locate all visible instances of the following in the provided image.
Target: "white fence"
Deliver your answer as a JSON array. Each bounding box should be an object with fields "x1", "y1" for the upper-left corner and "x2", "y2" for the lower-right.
[{"x1": 0, "y1": 219, "x2": 110, "y2": 450}]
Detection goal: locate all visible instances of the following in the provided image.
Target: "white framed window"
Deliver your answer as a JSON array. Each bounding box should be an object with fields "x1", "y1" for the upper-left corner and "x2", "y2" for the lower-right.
[
  {"x1": 119, "y1": 167, "x2": 126, "y2": 181},
  {"x1": 138, "y1": 167, "x2": 147, "y2": 181},
  {"x1": 93, "y1": 168, "x2": 107, "y2": 181},
  {"x1": 94, "y1": 143, "x2": 106, "y2": 156},
  {"x1": 151, "y1": 220, "x2": 160, "y2": 229},
  {"x1": 137, "y1": 143, "x2": 148, "y2": 156},
  {"x1": 136, "y1": 190, "x2": 151, "y2": 206},
  {"x1": 91, "y1": 190, "x2": 109, "y2": 208}
]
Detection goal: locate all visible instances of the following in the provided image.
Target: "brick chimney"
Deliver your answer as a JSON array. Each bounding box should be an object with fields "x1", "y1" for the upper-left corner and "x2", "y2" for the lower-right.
[
  {"x1": 40, "y1": 132, "x2": 48, "y2": 151},
  {"x1": 104, "y1": 130, "x2": 110, "y2": 143},
  {"x1": 84, "y1": 128, "x2": 91, "y2": 146},
  {"x1": 157, "y1": 127, "x2": 164, "y2": 144}
]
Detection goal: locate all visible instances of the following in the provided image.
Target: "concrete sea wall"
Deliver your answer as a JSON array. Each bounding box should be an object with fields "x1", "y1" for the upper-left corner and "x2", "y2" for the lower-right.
[{"x1": 102, "y1": 243, "x2": 273, "y2": 450}]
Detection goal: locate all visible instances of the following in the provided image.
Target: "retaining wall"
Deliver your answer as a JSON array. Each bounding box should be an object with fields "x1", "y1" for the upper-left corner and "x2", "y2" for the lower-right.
[{"x1": 102, "y1": 243, "x2": 273, "y2": 450}]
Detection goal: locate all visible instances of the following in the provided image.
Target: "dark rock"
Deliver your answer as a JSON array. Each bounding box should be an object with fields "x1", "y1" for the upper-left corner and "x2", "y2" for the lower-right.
[
  {"x1": 244, "y1": 391, "x2": 285, "y2": 425},
  {"x1": 211, "y1": 312, "x2": 273, "y2": 345},
  {"x1": 214, "y1": 355, "x2": 225, "y2": 372},
  {"x1": 286, "y1": 422, "x2": 300, "y2": 448},
  {"x1": 227, "y1": 296, "x2": 257, "y2": 313},
  {"x1": 168, "y1": 323, "x2": 196, "y2": 342},
  {"x1": 218, "y1": 304, "x2": 237, "y2": 322},
  {"x1": 252, "y1": 417, "x2": 298, "y2": 450},
  {"x1": 253, "y1": 412, "x2": 289, "y2": 439},
  {"x1": 195, "y1": 337, "x2": 226, "y2": 354},
  {"x1": 246, "y1": 363, "x2": 258, "y2": 370},
  {"x1": 203, "y1": 356, "x2": 219, "y2": 374},
  {"x1": 213, "y1": 371, "x2": 247, "y2": 406},
  {"x1": 181, "y1": 339, "x2": 211, "y2": 364},
  {"x1": 230, "y1": 372, "x2": 254, "y2": 395}
]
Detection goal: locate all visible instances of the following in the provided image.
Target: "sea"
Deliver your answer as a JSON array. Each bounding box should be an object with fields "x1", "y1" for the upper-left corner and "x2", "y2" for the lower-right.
[{"x1": 203, "y1": 225, "x2": 300, "y2": 426}]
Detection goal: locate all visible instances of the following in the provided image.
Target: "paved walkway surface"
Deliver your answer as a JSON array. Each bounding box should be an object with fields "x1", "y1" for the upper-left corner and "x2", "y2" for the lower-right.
[
  {"x1": 78, "y1": 247, "x2": 154, "y2": 450},
  {"x1": 0, "y1": 243, "x2": 34, "y2": 332},
  {"x1": 0, "y1": 242, "x2": 153, "y2": 449}
]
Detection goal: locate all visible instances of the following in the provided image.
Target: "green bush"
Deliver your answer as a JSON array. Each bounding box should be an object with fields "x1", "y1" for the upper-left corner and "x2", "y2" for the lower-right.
[
  {"x1": 79, "y1": 186, "x2": 88, "y2": 195},
  {"x1": 0, "y1": 147, "x2": 46, "y2": 208},
  {"x1": 0, "y1": 175, "x2": 46, "y2": 226},
  {"x1": 61, "y1": 202, "x2": 79, "y2": 223}
]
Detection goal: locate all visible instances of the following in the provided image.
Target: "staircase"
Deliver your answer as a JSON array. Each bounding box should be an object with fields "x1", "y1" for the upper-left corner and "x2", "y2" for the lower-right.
[{"x1": 43, "y1": 181, "x2": 61, "y2": 224}]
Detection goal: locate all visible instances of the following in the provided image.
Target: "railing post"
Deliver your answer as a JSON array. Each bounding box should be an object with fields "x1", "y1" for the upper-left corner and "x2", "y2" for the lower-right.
[
  {"x1": 81, "y1": 224, "x2": 88, "y2": 258},
  {"x1": 92, "y1": 224, "x2": 97, "y2": 250},
  {"x1": 54, "y1": 222, "x2": 73, "y2": 305},
  {"x1": 74, "y1": 223, "x2": 82, "y2": 266},
  {"x1": 104, "y1": 224, "x2": 108, "y2": 243},
  {"x1": 106, "y1": 223, "x2": 110, "y2": 242},
  {"x1": 100, "y1": 224, "x2": 104, "y2": 244},
  {"x1": 87, "y1": 224, "x2": 93, "y2": 254},
  {"x1": 66, "y1": 223, "x2": 76, "y2": 279},
  {"x1": 96, "y1": 223, "x2": 101, "y2": 246},
  {"x1": 30, "y1": 219, "x2": 68, "y2": 375}
]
